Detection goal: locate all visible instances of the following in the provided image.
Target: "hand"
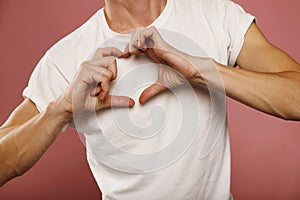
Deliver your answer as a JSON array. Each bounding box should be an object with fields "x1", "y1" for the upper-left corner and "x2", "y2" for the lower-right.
[
  {"x1": 57, "y1": 47, "x2": 135, "y2": 115},
  {"x1": 124, "y1": 26, "x2": 206, "y2": 104}
]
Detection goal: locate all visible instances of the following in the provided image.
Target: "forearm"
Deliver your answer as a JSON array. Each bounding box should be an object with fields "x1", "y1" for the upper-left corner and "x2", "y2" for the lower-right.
[
  {"x1": 196, "y1": 59, "x2": 300, "y2": 120},
  {"x1": 0, "y1": 100, "x2": 72, "y2": 186}
]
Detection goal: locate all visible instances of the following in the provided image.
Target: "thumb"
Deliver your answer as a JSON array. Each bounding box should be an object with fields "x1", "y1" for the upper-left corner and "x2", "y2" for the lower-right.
[
  {"x1": 100, "y1": 95, "x2": 135, "y2": 109},
  {"x1": 120, "y1": 44, "x2": 130, "y2": 58},
  {"x1": 139, "y1": 83, "x2": 166, "y2": 104}
]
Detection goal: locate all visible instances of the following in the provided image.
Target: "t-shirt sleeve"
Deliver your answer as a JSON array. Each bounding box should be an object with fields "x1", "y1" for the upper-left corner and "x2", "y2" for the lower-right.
[
  {"x1": 23, "y1": 53, "x2": 69, "y2": 112},
  {"x1": 219, "y1": 0, "x2": 255, "y2": 66}
]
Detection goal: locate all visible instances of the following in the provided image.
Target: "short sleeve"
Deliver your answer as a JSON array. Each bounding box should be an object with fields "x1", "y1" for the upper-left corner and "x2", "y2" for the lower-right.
[
  {"x1": 23, "y1": 54, "x2": 69, "y2": 112},
  {"x1": 220, "y1": 0, "x2": 255, "y2": 66}
]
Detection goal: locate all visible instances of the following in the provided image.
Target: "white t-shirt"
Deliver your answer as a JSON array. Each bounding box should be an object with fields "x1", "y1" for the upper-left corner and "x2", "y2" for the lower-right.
[{"x1": 23, "y1": 0, "x2": 254, "y2": 199}]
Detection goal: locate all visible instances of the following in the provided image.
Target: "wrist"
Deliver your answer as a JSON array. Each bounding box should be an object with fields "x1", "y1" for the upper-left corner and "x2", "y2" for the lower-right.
[
  {"x1": 46, "y1": 98, "x2": 73, "y2": 125},
  {"x1": 192, "y1": 57, "x2": 227, "y2": 92},
  {"x1": 190, "y1": 57, "x2": 220, "y2": 84}
]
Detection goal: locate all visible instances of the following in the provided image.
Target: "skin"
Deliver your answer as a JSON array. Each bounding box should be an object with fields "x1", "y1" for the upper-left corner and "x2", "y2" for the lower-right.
[
  {"x1": 126, "y1": 25, "x2": 300, "y2": 120},
  {"x1": 0, "y1": 47, "x2": 135, "y2": 186},
  {"x1": 0, "y1": 0, "x2": 299, "y2": 186}
]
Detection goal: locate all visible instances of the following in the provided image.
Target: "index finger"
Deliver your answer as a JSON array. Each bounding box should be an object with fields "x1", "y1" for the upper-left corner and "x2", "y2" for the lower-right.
[
  {"x1": 139, "y1": 83, "x2": 166, "y2": 104},
  {"x1": 107, "y1": 58, "x2": 118, "y2": 80},
  {"x1": 92, "y1": 47, "x2": 123, "y2": 60}
]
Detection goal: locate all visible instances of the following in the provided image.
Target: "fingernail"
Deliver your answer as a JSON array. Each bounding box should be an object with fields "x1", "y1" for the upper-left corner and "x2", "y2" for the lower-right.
[{"x1": 129, "y1": 99, "x2": 135, "y2": 107}]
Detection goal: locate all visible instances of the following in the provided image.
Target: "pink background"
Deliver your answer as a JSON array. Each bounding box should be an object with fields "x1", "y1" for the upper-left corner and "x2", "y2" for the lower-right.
[{"x1": 0, "y1": 0, "x2": 299, "y2": 199}]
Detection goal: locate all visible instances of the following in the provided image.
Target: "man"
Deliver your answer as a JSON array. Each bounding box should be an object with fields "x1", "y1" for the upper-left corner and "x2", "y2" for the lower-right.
[{"x1": 0, "y1": 0, "x2": 299, "y2": 199}]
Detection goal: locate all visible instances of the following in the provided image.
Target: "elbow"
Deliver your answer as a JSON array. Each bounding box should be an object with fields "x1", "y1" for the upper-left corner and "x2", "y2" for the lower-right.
[
  {"x1": 270, "y1": 95, "x2": 300, "y2": 121},
  {"x1": 279, "y1": 114, "x2": 295, "y2": 121},
  {"x1": 0, "y1": 170, "x2": 15, "y2": 187},
  {"x1": 276, "y1": 107, "x2": 300, "y2": 121},
  {"x1": 0, "y1": 176, "x2": 6, "y2": 187},
  {"x1": 0, "y1": 175, "x2": 11, "y2": 187},
  {"x1": 279, "y1": 114, "x2": 300, "y2": 121},
  {"x1": 0, "y1": 164, "x2": 27, "y2": 187},
  {"x1": 0, "y1": 180, "x2": 5, "y2": 187}
]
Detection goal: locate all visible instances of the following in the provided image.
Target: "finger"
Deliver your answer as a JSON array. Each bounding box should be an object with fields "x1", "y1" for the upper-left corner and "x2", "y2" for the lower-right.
[
  {"x1": 79, "y1": 61, "x2": 114, "y2": 101},
  {"x1": 133, "y1": 26, "x2": 162, "y2": 49},
  {"x1": 79, "y1": 61, "x2": 113, "y2": 86},
  {"x1": 105, "y1": 47, "x2": 123, "y2": 57},
  {"x1": 134, "y1": 28, "x2": 146, "y2": 49},
  {"x1": 92, "y1": 47, "x2": 123, "y2": 59},
  {"x1": 128, "y1": 42, "x2": 144, "y2": 55},
  {"x1": 87, "y1": 56, "x2": 117, "y2": 80},
  {"x1": 98, "y1": 75, "x2": 110, "y2": 101},
  {"x1": 89, "y1": 67, "x2": 114, "y2": 83},
  {"x1": 120, "y1": 44, "x2": 131, "y2": 58},
  {"x1": 128, "y1": 26, "x2": 165, "y2": 57},
  {"x1": 101, "y1": 95, "x2": 135, "y2": 109},
  {"x1": 90, "y1": 84, "x2": 101, "y2": 97},
  {"x1": 106, "y1": 58, "x2": 118, "y2": 80},
  {"x1": 139, "y1": 83, "x2": 166, "y2": 104},
  {"x1": 129, "y1": 27, "x2": 147, "y2": 54}
]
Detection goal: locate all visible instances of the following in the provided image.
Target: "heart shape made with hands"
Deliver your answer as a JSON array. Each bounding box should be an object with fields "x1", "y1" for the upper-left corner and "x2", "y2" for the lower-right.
[
  {"x1": 75, "y1": 53, "x2": 201, "y2": 172},
  {"x1": 73, "y1": 28, "x2": 227, "y2": 172},
  {"x1": 114, "y1": 53, "x2": 187, "y2": 105}
]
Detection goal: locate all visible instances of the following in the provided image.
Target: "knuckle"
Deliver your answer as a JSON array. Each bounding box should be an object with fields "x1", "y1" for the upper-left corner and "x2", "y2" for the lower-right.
[
  {"x1": 80, "y1": 61, "x2": 90, "y2": 69},
  {"x1": 110, "y1": 46, "x2": 118, "y2": 51},
  {"x1": 108, "y1": 55, "x2": 116, "y2": 62},
  {"x1": 106, "y1": 57, "x2": 116, "y2": 67},
  {"x1": 139, "y1": 27, "x2": 146, "y2": 31},
  {"x1": 92, "y1": 48, "x2": 103, "y2": 58},
  {"x1": 96, "y1": 48, "x2": 103, "y2": 54},
  {"x1": 101, "y1": 74, "x2": 110, "y2": 81},
  {"x1": 105, "y1": 69, "x2": 113, "y2": 78},
  {"x1": 149, "y1": 26, "x2": 157, "y2": 31}
]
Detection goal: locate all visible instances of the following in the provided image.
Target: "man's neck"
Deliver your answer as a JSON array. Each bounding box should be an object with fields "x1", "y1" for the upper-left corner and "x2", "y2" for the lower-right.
[{"x1": 104, "y1": 0, "x2": 167, "y2": 33}]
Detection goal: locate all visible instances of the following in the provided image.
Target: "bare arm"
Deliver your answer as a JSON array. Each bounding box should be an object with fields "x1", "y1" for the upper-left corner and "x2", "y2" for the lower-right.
[
  {"x1": 215, "y1": 23, "x2": 300, "y2": 120},
  {"x1": 0, "y1": 98, "x2": 71, "y2": 186},
  {"x1": 0, "y1": 47, "x2": 134, "y2": 187},
  {"x1": 126, "y1": 25, "x2": 300, "y2": 120}
]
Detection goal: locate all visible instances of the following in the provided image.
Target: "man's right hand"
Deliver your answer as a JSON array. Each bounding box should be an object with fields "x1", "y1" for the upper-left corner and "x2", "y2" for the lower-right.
[{"x1": 56, "y1": 47, "x2": 135, "y2": 117}]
